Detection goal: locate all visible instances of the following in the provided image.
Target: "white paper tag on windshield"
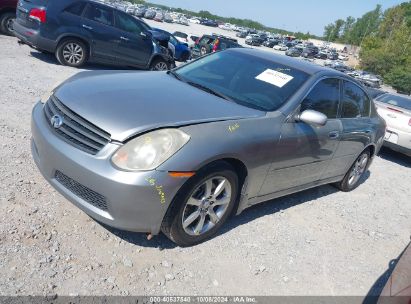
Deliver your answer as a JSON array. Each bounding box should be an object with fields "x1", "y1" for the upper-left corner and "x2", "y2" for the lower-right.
[{"x1": 255, "y1": 69, "x2": 293, "y2": 88}]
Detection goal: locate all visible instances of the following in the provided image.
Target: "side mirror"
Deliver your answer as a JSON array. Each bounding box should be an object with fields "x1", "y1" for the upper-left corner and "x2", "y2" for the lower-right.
[{"x1": 297, "y1": 110, "x2": 327, "y2": 127}]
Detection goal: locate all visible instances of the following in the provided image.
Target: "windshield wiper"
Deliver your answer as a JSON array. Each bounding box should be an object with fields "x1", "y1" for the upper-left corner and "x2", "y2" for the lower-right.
[{"x1": 186, "y1": 81, "x2": 234, "y2": 102}]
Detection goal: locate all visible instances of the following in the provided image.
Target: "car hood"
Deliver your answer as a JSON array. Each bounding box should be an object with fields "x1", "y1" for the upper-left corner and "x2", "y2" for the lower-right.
[{"x1": 54, "y1": 71, "x2": 264, "y2": 142}]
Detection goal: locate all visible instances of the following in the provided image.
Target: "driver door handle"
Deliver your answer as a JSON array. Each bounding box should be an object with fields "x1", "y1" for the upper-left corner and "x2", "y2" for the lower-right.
[
  {"x1": 82, "y1": 24, "x2": 93, "y2": 30},
  {"x1": 120, "y1": 36, "x2": 129, "y2": 41},
  {"x1": 329, "y1": 131, "x2": 340, "y2": 139}
]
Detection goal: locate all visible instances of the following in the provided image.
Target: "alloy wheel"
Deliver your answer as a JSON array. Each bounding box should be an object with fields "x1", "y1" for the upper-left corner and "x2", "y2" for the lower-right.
[
  {"x1": 182, "y1": 176, "x2": 232, "y2": 236},
  {"x1": 153, "y1": 61, "x2": 168, "y2": 71},
  {"x1": 200, "y1": 46, "x2": 207, "y2": 56},
  {"x1": 348, "y1": 153, "x2": 368, "y2": 186},
  {"x1": 6, "y1": 17, "x2": 14, "y2": 33},
  {"x1": 62, "y1": 43, "x2": 84, "y2": 65}
]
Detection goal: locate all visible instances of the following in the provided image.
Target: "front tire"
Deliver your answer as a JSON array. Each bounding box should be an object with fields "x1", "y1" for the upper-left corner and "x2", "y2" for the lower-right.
[
  {"x1": 335, "y1": 149, "x2": 370, "y2": 192},
  {"x1": 0, "y1": 12, "x2": 16, "y2": 36},
  {"x1": 161, "y1": 161, "x2": 239, "y2": 246},
  {"x1": 56, "y1": 39, "x2": 88, "y2": 67}
]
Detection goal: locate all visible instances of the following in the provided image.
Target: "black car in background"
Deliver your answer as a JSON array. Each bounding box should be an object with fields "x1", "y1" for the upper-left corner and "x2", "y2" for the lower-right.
[
  {"x1": 263, "y1": 38, "x2": 280, "y2": 47},
  {"x1": 201, "y1": 19, "x2": 218, "y2": 27},
  {"x1": 302, "y1": 47, "x2": 319, "y2": 58},
  {"x1": 192, "y1": 34, "x2": 241, "y2": 58},
  {"x1": 13, "y1": 0, "x2": 174, "y2": 70},
  {"x1": 245, "y1": 35, "x2": 264, "y2": 46},
  {"x1": 236, "y1": 30, "x2": 248, "y2": 38}
]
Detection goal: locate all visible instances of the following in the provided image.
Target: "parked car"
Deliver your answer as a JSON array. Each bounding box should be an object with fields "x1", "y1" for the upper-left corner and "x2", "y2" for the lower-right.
[
  {"x1": 374, "y1": 93, "x2": 411, "y2": 156},
  {"x1": 192, "y1": 34, "x2": 241, "y2": 58},
  {"x1": 133, "y1": 7, "x2": 147, "y2": 18},
  {"x1": 285, "y1": 47, "x2": 302, "y2": 57},
  {"x1": 178, "y1": 17, "x2": 189, "y2": 26},
  {"x1": 163, "y1": 13, "x2": 173, "y2": 23},
  {"x1": 302, "y1": 47, "x2": 319, "y2": 58},
  {"x1": 273, "y1": 43, "x2": 288, "y2": 51},
  {"x1": 153, "y1": 11, "x2": 163, "y2": 22},
  {"x1": 201, "y1": 19, "x2": 218, "y2": 27},
  {"x1": 173, "y1": 31, "x2": 189, "y2": 44},
  {"x1": 236, "y1": 31, "x2": 248, "y2": 38},
  {"x1": 144, "y1": 9, "x2": 156, "y2": 19},
  {"x1": 328, "y1": 52, "x2": 339, "y2": 60},
  {"x1": 316, "y1": 51, "x2": 329, "y2": 59},
  {"x1": 338, "y1": 54, "x2": 349, "y2": 61},
  {"x1": 0, "y1": 0, "x2": 17, "y2": 36},
  {"x1": 13, "y1": 0, "x2": 174, "y2": 70},
  {"x1": 31, "y1": 48, "x2": 385, "y2": 246},
  {"x1": 245, "y1": 35, "x2": 264, "y2": 46},
  {"x1": 153, "y1": 28, "x2": 191, "y2": 62},
  {"x1": 263, "y1": 39, "x2": 280, "y2": 47},
  {"x1": 188, "y1": 17, "x2": 200, "y2": 24}
]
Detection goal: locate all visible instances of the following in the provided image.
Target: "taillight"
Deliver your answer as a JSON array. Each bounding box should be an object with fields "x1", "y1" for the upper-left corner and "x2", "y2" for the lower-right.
[
  {"x1": 408, "y1": 118, "x2": 411, "y2": 126},
  {"x1": 29, "y1": 8, "x2": 46, "y2": 23},
  {"x1": 212, "y1": 39, "x2": 220, "y2": 52},
  {"x1": 195, "y1": 38, "x2": 200, "y2": 45}
]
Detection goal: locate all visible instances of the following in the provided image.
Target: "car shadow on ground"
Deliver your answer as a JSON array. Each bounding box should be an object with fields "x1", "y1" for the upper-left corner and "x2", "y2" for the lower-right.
[
  {"x1": 378, "y1": 147, "x2": 411, "y2": 168},
  {"x1": 99, "y1": 171, "x2": 371, "y2": 249},
  {"x1": 29, "y1": 50, "x2": 129, "y2": 71},
  {"x1": 363, "y1": 240, "x2": 410, "y2": 304}
]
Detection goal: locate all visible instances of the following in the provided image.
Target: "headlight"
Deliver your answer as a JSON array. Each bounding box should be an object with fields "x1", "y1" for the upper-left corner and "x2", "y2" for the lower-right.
[
  {"x1": 40, "y1": 79, "x2": 66, "y2": 104},
  {"x1": 111, "y1": 129, "x2": 190, "y2": 171}
]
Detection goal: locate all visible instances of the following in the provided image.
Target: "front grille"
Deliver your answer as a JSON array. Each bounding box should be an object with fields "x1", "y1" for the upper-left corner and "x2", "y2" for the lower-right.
[
  {"x1": 55, "y1": 170, "x2": 108, "y2": 211},
  {"x1": 44, "y1": 96, "x2": 111, "y2": 155}
]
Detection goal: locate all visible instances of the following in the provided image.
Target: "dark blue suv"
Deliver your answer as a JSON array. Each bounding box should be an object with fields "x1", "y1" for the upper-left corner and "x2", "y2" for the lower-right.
[{"x1": 13, "y1": 0, "x2": 174, "y2": 70}]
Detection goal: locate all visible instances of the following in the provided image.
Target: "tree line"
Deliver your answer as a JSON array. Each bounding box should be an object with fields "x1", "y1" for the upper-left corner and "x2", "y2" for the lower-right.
[
  {"x1": 324, "y1": 2, "x2": 411, "y2": 94},
  {"x1": 129, "y1": 0, "x2": 318, "y2": 40}
]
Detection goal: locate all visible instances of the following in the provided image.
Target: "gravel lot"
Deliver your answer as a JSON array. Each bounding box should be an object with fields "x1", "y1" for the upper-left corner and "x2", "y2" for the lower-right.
[{"x1": 0, "y1": 29, "x2": 410, "y2": 299}]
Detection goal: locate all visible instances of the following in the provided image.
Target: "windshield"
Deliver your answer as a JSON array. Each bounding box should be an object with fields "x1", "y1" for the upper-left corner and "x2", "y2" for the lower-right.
[
  {"x1": 174, "y1": 51, "x2": 309, "y2": 111},
  {"x1": 377, "y1": 94, "x2": 411, "y2": 111}
]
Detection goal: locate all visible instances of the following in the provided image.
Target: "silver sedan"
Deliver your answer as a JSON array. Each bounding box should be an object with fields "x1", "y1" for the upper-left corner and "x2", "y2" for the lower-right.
[{"x1": 31, "y1": 49, "x2": 386, "y2": 246}]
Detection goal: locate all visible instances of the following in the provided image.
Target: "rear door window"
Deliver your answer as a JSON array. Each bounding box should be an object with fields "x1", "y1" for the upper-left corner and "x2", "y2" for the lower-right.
[
  {"x1": 115, "y1": 12, "x2": 144, "y2": 34},
  {"x1": 64, "y1": 2, "x2": 86, "y2": 16},
  {"x1": 84, "y1": 4, "x2": 114, "y2": 26},
  {"x1": 342, "y1": 81, "x2": 371, "y2": 118},
  {"x1": 301, "y1": 78, "x2": 340, "y2": 119}
]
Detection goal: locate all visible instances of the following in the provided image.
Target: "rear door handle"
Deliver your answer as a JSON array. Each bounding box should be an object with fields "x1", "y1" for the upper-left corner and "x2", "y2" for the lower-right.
[
  {"x1": 82, "y1": 24, "x2": 93, "y2": 30},
  {"x1": 120, "y1": 36, "x2": 129, "y2": 41},
  {"x1": 329, "y1": 131, "x2": 340, "y2": 139}
]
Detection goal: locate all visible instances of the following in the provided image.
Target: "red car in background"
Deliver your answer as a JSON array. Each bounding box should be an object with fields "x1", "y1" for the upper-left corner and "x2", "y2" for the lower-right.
[{"x1": 0, "y1": 0, "x2": 17, "y2": 36}]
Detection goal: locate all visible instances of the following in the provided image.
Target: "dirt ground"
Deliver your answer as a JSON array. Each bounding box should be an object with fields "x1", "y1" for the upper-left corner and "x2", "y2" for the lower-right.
[{"x1": 0, "y1": 32, "x2": 410, "y2": 298}]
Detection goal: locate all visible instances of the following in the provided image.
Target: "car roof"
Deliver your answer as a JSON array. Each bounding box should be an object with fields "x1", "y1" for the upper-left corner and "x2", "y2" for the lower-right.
[{"x1": 225, "y1": 48, "x2": 351, "y2": 77}]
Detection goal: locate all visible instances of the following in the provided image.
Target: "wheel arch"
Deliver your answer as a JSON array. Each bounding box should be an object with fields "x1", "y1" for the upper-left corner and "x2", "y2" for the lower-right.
[{"x1": 56, "y1": 35, "x2": 91, "y2": 57}]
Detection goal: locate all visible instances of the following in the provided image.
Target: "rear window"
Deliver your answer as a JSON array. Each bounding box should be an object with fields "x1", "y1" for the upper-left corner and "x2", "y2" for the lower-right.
[
  {"x1": 175, "y1": 51, "x2": 309, "y2": 111},
  {"x1": 377, "y1": 94, "x2": 411, "y2": 111}
]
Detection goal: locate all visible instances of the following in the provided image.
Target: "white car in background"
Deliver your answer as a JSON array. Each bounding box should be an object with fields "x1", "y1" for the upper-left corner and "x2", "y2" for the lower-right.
[
  {"x1": 338, "y1": 54, "x2": 349, "y2": 61},
  {"x1": 273, "y1": 44, "x2": 288, "y2": 51},
  {"x1": 374, "y1": 93, "x2": 411, "y2": 157},
  {"x1": 189, "y1": 18, "x2": 200, "y2": 24}
]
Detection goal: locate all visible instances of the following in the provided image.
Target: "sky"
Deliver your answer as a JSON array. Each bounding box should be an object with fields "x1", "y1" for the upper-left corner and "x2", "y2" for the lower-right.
[{"x1": 148, "y1": 0, "x2": 405, "y2": 36}]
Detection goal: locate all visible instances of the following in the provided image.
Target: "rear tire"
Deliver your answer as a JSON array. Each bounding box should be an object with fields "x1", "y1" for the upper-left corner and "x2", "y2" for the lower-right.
[
  {"x1": 161, "y1": 161, "x2": 239, "y2": 247},
  {"x1": 0, "y1": 12, "x2": 16, "y2": 36},
  {"x1": 335, "y1": 149, "x2": 370, "y2": 192},
  {"x1": 56, "y1": 39, "x2": 88, "y2": 67}
]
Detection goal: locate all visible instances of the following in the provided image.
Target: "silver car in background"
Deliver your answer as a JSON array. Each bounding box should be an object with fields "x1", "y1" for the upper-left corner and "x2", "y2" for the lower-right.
[
  {"x1": 31, "y1": 49, "x2": 385, "y2": 246},
  {"x1": 374, "y1": 93, "x2": 411, "y2": 156}
]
